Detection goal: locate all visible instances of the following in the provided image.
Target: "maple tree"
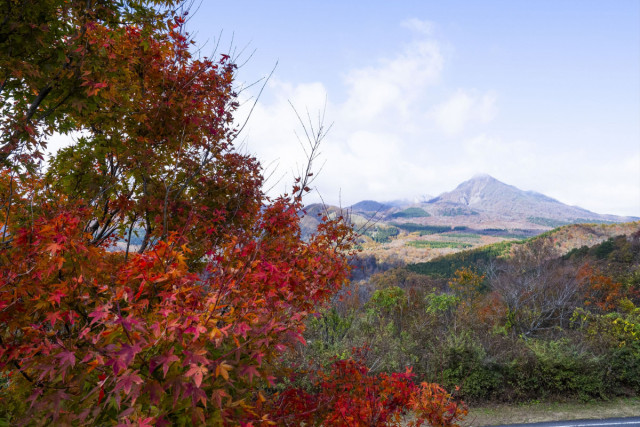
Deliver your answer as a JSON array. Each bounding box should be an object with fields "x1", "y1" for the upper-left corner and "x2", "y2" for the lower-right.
[
  {"x1": 1, "y1": 1, "x2": 467, "y2": 425},
  {"x1": 577, "y1": 264, "x2": 628, "y2": 313},
  {"x1": 268, "y1": 348, "x2": 467, "y2": 427}
]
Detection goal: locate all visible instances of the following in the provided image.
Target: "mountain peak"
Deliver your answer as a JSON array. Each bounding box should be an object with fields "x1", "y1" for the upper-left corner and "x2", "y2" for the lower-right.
[
  {"x1": 436, "y1": 174, "x2": 510, "y2": 206},
  {"x1": 428, "y1": 175, "x2": 611, "y2": 220},
  {"x1": 471, "y1": 173, "x2": 495, "y2": 180},
  {"x1": 465, "y1": 174, "x2": 503, "y2": 186}
]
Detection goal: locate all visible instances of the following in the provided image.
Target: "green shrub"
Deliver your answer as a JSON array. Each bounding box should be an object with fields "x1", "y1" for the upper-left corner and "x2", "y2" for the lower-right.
[
  {"x1": 594, "y1": 238, "x2": 616, "y2": 259},
  {"x1": 307, "y1": 307, "x2": 354, "y2": 352},
  {"x1": 439, "y1": 332, "x2": 503, "y2": 401},
  {"x1": 461, "y1": 367, "x2": 504, "y2": 401},
  {"x1": 609, "y1": 341, "x2": 640, "y2": 393},
  {"x1": 424, "y1": 292, "x2": 459, "y2": 314},
  {"x1": 527, "y1": 338, "x2": 607, "y2": 400},
  {"x1": 369, "y1": 286, "x2": 406, "y2": 313}
]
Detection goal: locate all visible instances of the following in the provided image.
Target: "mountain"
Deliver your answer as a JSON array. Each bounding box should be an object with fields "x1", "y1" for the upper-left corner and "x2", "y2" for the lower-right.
[
  {"x1": 301, "y1": 175, "x2": 637, "y2": 239},
  {"x1": 300, "y1": 176, "x2": 638, "y2": 266},
  {"x1": 426, "y1": 174, "x2": 636, "y2": 224},
  {"x1": 350, "y1": 200, "x2": 389, "y2": 212},
  {"x1": 381, "y1": 199, "x2": 413, "y2": 208}
]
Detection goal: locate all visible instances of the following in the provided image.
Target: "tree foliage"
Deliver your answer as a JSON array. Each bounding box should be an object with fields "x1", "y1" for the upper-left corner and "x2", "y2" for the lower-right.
[
  {"x1": 0, "y1": 1, "x2": 466, "y2": 425},
  {"x1": 304, "y1": 230, "x2": 639, "y2": 404},
  {"x1": 268, "y1": 349, "x2": 467, "y2": 427}
]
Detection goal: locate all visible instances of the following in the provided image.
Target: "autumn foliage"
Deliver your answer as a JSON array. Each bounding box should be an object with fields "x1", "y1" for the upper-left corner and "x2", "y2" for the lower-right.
[
  {"x1": 578, "y1": 264, "x2": 627, "y2": 312},
  {"x1": 0, "y1": 1, "x2": 466, "y2": 425},
  {"x1": 268, "y1": 349, "x2": 467, "y2": 426}
]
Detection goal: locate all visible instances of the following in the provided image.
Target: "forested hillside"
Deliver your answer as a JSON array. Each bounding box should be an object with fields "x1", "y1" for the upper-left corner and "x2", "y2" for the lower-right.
[{"x1": 292, "y1": 225, "x2": 640, "y2": 404}]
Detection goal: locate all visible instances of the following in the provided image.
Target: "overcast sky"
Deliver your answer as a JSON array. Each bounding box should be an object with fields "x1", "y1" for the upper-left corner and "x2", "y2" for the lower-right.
[{"x1": 186, "y1": 1, "x2": 639, "y2": 216}]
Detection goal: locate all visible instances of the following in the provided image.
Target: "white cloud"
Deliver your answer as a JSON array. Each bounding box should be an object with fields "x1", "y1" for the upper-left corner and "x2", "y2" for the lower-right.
[
  {"x1": 237, "y1": 20, "x2": 639, "y2": 217},
  {"x1": 239, "y1": 23, "x2": 504, "y2": 206},
  {"x1": 240, "y1": 24, "x2": 448, "y2": 202},
  {"x1": 236, "y1": 79, "x2": 334, "y2": 194},
  {"x1": 401, "y1": 18, "x2": 434, "y2": 36},
  {"x1": 340, "y1": 38, "x2": 443, "y2": 127},
  {"x1": 543, "y1": 151, "x2": 640, "y2": 217},
  {"x1": 459, "y1": 135, "x2": 640, "y2": 217},
  {"x1": 432, "y1": 90, "x2": 497, "y2": 136}
]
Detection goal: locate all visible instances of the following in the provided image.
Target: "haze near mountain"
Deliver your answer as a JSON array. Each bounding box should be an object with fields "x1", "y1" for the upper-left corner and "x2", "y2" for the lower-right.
[
  {"x1": 350, "y1": 174, "x2": 637, "y2": 229},
  {"x1": 428, "y1": 174, "x2": 631, "y2": 222}
]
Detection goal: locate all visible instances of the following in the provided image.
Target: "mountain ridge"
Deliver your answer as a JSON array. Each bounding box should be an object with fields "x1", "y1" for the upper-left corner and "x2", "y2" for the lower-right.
[
  {"x1": 346, "y1": 175, "x2": 638, "y2": 227},
  {"x1": 300, "y1": 175, "x2": 637, "y2": 265}
]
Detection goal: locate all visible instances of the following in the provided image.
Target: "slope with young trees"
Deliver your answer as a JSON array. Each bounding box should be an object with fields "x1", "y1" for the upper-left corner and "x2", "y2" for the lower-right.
[{"x1": 300, "y1": 227, "x2": 640, "y2": 405}]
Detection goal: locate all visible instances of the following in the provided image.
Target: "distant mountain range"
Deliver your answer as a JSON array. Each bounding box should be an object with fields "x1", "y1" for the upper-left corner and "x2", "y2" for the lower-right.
[
  {"x1": 302, "y1": 175, "x2": 637, "y2": 237},
  {"x1": 422, "y1": 174, "x2": 635, "y2": 223}
]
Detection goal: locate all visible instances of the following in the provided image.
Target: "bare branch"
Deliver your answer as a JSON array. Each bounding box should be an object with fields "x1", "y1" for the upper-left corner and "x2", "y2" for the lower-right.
[
  {"x1": 233, "y1": 61, "x2": 278, "y2": 141},
  {"x1": 288, "y1": 99, "x2": 333, "y2": 201}
]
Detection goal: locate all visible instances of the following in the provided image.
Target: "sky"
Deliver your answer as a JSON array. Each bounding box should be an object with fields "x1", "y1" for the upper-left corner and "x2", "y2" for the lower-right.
[{"x1": 177, "y1": 1, "x2": 637, "y2": 216}]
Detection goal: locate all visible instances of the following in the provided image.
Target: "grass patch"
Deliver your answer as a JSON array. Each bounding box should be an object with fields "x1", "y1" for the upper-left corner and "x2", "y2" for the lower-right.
[
  {"x1": 406, "y1": 240, "x2": 473, "y2": 249},
  {"x1": 389, "y1": 207, "x2": 430, "y2": 219},
  {"x1": 444, "y1": 233, "x2": 483, "y2": 239},
  {"x1": 391, "y1": 223, "x2": 452, "y2": 234}
]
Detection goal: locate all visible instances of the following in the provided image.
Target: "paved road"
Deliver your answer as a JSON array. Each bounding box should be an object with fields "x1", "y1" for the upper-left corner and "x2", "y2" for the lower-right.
[{"x1": 491, "y1": 417, "x2": 640, "y2": 427}]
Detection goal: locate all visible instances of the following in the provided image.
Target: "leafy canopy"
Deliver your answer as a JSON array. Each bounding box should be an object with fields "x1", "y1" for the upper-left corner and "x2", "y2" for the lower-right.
[{"x1": 0, "y1": 1, "x2": 465, "y2": 425}]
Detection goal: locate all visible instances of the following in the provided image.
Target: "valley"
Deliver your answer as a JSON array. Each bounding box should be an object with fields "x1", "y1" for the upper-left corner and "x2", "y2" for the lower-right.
[
  {"x1": 293, "y1": 175, "x2": 640, "y2": 415},
  {"x1": 303, "y1": 174, "x2": 638, "y2": 265}
]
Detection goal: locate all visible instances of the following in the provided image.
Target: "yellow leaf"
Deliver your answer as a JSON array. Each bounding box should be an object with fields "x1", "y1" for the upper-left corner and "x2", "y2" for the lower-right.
[
  {"x1": 216, "y1": 361, "x2": 232, "y2": 380},
  {"x1": 208, "y1": 327, "x2": 222, "y2": 340},
  {"x1": 87, "y1": 359, "x2": 99, "y2": 373}
]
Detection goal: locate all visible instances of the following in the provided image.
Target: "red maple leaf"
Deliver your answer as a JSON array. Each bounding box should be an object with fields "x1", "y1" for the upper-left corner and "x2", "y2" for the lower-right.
[
  {"x1": 185, "y1": 363, "x2": 208, "y2": 387},
  {"x1": 113, "y1": 371, "x2": 143, "y2": 396},
  {"x1": 46, "y1": 242, "x2": 63, "y2": 254},
  {"x1": 45, "y1": 311, "x2": 64, "y2": 327},
  {"x1": 48, "y1": 289, "x2": 67, "y2": 306},
  {"x1": 150, "y1": 349, "x2": 180, "y2": 378},
  {"x1": 56, "y1": 350, "x2": 76, "y2": 370}
]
